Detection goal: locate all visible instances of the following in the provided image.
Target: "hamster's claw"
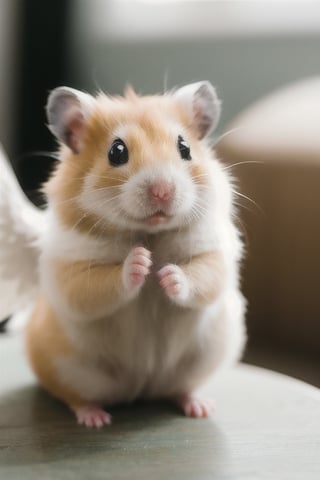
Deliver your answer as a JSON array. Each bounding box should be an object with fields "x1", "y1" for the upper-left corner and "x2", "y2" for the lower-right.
[
  {"x1": 74, "y1": 405, "x2": 112, "y2": 428},
  {"x1": 174, "y1": 394, "x2": 215, "y2": 418}
]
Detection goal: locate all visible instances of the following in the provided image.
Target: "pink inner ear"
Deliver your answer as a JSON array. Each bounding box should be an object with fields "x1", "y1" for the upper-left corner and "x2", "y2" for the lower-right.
[
  {"x1": 64, "y1": 108, "x2": 85, "y2": 154},
  {"x1": 194, "y1": 97, "x2": 212, "y2": 140}
]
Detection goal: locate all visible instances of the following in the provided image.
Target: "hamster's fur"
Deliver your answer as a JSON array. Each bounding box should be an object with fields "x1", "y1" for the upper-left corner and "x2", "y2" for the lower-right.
[{"x1": 25, "y1": 82, "x2": 246, "y2": 427}]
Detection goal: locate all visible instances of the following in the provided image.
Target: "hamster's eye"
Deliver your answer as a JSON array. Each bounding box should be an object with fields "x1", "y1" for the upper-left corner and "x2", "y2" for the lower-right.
[
  {"x1": 108, "y1": 139, "x2": 129, "y2": 166},
  {"x1": 177, "y1": 135, "x2": 191, "y2": 161}
]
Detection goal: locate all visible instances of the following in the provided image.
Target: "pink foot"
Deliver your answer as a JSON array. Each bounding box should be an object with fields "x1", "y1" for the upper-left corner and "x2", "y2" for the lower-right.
[
  {"x1": 175, "y1": 394, "x2": 215, "y2": 418},
  {"x1": 73, "y1": 405, "x2": 112, "y2": 428}
]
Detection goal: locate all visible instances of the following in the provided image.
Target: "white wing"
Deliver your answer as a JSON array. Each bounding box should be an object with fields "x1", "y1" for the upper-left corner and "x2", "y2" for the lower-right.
[{"x1": 0, "y1": 144, "x2": 45, "y2": 320}]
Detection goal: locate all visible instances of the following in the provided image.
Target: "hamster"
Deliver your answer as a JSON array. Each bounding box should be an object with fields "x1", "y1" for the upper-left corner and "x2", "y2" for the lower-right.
[{"x1": 25, "y1": 81, "x2": 246, "y2": 428}]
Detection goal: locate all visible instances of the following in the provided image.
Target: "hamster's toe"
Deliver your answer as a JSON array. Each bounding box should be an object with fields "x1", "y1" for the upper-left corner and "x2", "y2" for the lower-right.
[{"x1": 73, "y1": 405, "x2": 112, "y2": 428}]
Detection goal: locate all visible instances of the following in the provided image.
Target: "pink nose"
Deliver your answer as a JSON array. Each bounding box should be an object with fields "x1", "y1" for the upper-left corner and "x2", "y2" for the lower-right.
[{"x1": 149, "y1": 181, "x2": 175, "y2": 203}]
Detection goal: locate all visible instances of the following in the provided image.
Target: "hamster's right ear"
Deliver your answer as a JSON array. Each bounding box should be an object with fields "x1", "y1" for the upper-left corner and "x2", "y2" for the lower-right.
[
  {"x1": 174, "y1": 81, "x2": 221, "y2": 139},
  {"x1": 46, "y1": 87, "x2": 95, "y2": 154}
]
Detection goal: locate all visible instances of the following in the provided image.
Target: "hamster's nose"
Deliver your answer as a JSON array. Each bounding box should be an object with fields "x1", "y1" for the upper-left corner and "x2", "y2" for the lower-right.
[{"x1": 149, "y1": 181, "x2": 175, "y2": 203}]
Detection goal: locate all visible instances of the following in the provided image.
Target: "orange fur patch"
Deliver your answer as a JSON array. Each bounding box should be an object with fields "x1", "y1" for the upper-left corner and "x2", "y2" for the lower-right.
[
  {"x1": 26, "y1": 296, "x2": 86, "y2": 406},
  {"x1": 54, "y1": 258, "x2": 123, "y2": 315}
]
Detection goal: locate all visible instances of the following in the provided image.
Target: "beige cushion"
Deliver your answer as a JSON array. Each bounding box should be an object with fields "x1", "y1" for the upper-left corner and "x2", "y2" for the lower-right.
[
  {"x1": 222, "y1": 76, "x2": 320, "y2": 163},
  {"x1": 218, "y1": 78, "x2": 320, "y2": 355}
]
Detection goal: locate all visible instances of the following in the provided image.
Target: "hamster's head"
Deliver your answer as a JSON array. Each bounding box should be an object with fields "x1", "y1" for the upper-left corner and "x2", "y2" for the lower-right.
[{"x1": 45, "y1": 81, "x2": 227, "y2": 235}]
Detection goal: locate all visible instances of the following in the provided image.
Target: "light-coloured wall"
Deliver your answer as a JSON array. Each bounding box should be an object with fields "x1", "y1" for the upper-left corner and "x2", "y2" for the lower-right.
[{"x1": 69, "y1": 1, "x2": 320, "y2": 134}]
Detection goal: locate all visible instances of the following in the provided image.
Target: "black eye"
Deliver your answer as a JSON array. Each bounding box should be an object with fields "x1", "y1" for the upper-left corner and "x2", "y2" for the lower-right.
[
  {"x1": 108, "y1": 139, "x2": 129, "y2": 166},
  {"x1": 177, "y1": 135, "x2": 191, "y2": 161}
]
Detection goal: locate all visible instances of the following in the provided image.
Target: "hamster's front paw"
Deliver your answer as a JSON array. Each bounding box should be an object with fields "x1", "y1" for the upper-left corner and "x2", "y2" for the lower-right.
[
  {"x1": 122, "y1": 246, "x2": 152, "y2": 291},
  {"x1": 157, "y1": 264, "x2": 190, "y2": 304}
]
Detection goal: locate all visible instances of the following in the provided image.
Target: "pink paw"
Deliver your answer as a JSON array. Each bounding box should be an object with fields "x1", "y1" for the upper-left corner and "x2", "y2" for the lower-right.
[
  {"x1": 157, "y1": 264, "x2": 189, "y2": 302},
  {"x1": 122, "y1": 246, "x2": 152, "y2": 290},
  {"x1": 175, "y1": 394, "x2": 215, "y2": 418},
  {"x1": 74, "y1": 405, "x2": 112, "y2": 428}
]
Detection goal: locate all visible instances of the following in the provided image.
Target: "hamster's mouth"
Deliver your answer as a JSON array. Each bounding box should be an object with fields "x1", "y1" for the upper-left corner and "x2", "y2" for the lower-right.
[{"x1": 146, "y1": 211, "x2": 172, "y2": 226}]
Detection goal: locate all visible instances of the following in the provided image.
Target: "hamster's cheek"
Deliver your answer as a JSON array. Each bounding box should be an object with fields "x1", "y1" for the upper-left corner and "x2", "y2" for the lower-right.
[{"x1": 176, "y1": 172, "x2": 198, "y2": 210}]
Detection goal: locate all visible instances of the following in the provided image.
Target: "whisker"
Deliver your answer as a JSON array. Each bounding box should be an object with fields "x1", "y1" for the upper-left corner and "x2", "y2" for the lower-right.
[
  {"x1": 211, "y1": 126, "x2": 247, "y2": 148},
  {"x1": 233, "y1": 200, "x2": 258, "y2": 216},
  {"x1": 188, "y1": 201, "x2": 209, "y2": 223},
  {"x1": 85, "y1": 214, "x2": 109, "y2": 237},
  {"x1": 232, "y1": 190, "x2": 264, "y2": 215},
  {"x1": 86, "y1": 172, "x2": 129, "y2": 182},
  {"x1": 234, "y1": 215, "x2": 250, "y2": 250},
  {"x1": 86, "y1": 185, "x2": 122, "y2": 194},
  {"x1": 19, "y1": 150, "x2": 60, "y2": 161},
  {"x1": 192, "y1": 173, "x2": 210, "y2": 182},
  {"x1": 223, "y1": 160, "x2": 264, "y2": 171},
  {"x1": 68, "y1": 211, "x2": 90, "y2": 234},
  {"x1": 53, "y1": 189, "x2": 123, "y2": 208},
  {"x1": 59, "y1": 174, "x2": 125, "y2": 184}
]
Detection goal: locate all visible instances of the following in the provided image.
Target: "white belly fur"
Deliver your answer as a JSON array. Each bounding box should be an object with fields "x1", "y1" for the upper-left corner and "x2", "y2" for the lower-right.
[{"x1": 53, "y1": 281, "x2": 246, "y2": 405}]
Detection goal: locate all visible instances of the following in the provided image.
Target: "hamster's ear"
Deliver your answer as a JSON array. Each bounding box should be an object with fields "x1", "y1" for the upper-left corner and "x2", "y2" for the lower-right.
[
  {"x1": 46, "y1": 87, "x2": 95, "y2": 154},
  {"x1": 174, "y1": 81, "x2": 221, "y2": 139}
]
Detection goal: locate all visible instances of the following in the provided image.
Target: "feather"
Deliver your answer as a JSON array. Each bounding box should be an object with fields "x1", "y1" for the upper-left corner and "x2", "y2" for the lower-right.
[{"x1": 0, "y1": 144, "x2": 44, "y2": 320}]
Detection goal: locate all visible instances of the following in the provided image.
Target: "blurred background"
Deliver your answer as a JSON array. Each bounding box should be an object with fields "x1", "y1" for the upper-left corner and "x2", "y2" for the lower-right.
[{"x1": 0, "y1": 0, "x2": 319, "y2": 385}]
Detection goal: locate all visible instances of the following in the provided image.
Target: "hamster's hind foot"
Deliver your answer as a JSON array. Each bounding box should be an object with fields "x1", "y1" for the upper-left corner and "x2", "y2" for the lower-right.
[
  {"x1": 72, "y1": 404, "x2": 112, "y2": 428},
  {"x1": 174, "y1": 394, "x2": 216, "y2": 418}
]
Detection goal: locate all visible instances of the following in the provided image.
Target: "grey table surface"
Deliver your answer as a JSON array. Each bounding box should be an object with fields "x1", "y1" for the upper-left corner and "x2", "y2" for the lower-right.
[{"x1": 0, "y1": 334, "x2": 319, "y2": 480}]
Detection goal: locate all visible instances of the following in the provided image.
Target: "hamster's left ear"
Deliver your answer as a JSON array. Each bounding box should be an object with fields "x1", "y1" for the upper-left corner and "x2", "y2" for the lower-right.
[
  {"x1": 46, "y1": 87, "x2": 95, "y2": 154},
  {"x1": 174, "y1": 81, "x2": 221, "y2": 139}
]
